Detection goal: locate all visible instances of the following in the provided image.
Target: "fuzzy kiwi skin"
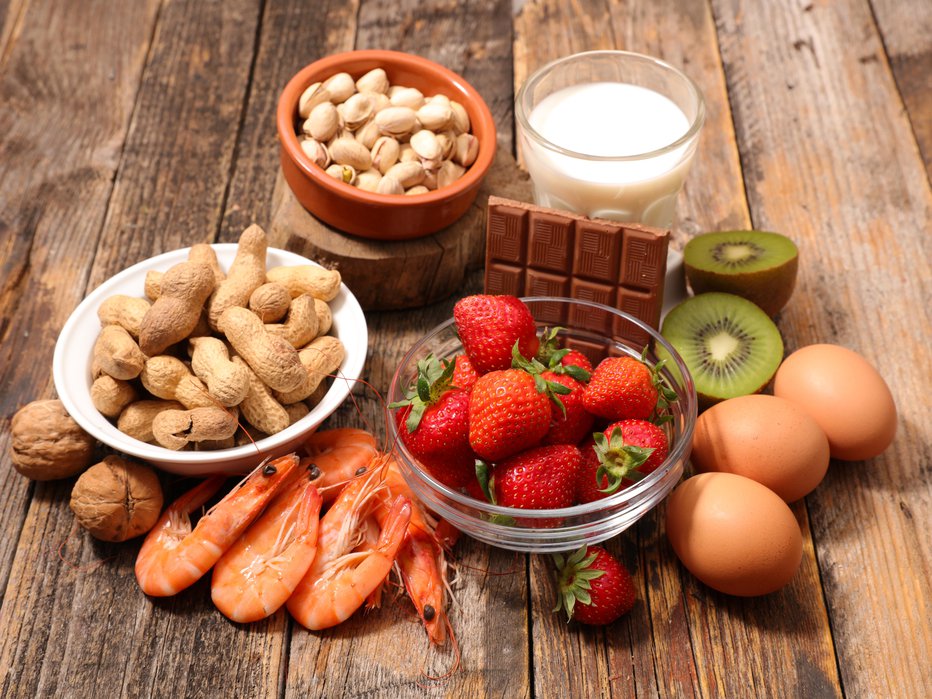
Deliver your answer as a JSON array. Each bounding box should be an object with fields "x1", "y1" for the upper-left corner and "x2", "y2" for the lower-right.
[{"x1": 684, "y1": 232, "x2": 798, "y2": 317}]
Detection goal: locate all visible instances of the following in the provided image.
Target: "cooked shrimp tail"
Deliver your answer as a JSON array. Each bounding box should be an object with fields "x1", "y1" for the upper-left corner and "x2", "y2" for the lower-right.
[
  {"x1": 135, "y1": 453, "x2": 299, "y2": 597},
  {"x1": 211, "y1": 471, "x2": 323, "y2": 623},
  {"x1": 287, "y1": 495, "x2": 411, "y2": 630}
]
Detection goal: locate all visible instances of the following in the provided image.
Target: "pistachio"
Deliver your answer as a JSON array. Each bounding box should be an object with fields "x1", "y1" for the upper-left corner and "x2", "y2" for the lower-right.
[
  {"x1": 304, "y1": 102, "x2": 340, "y2": 142},
  {"x1": 371, "y1": 136, "x2": 400, "y2": 175},
  {"x1": 355, "y1": 68, "x2": 389, "y2": 95},
  {"x1": 410, "y1": 129, "x2": 442, "y2": 163},
  {"x1": 389, "y1": 86, "x2": 425, "y2": 110},
  {"x1": 355, "y1": 120, "x2": 382, "y2": 150},
  {"x1": 398, "y1": 143, "x2": 418, "y2": 163},
  {"x1": 416, "y1": 102, "x2": 453, "y2": 131},
  {"x1": 298, "y1": 82, "x2": 331, "y2": 119},
  {"x1": 437, "y1": 160, "x2": 465, "y2": 189},
  {"x1": 428, "y1": 93, "x2": 451, "y2": 106},
  {"x1": 322, "y1": 72, "x2": 356, "y2": 104},
  {"x1": 325, "y1": 163, "x2": 357, "y2": 185},
  {"x1": 299, "y1": 138, "x2": 330, "y2": 169},
  {"x1": 405, "y1": 185, "x2": 430, "y2": 196},
  {"x1": 453, "y1": 133, "x2": 479, "y2": 167},
  {"x1": 330, "y1": 137, "x2": 372, "y2": 171},
  {"x1": 375, "y1": 106, "x2": 418, "y2": 138},
  {"x1": 338, "y1": 92, "x2": 374, "y2": 130},
  {"x1": 450, "y1": 100, "x2": 470, "y2": 135},
  {"x1": 364, "y1": 91, "x2": 391, "y2": 113},
  {"x1": 422, "y1": 168, "x2": 438, "y2": 190},
  {"x1": 436, "y1": 131, "x2": 456, "y2": 160},
  {"x1": 386, "y1": 161, "x2": 425, "y2": 189},
  {"x1": 376, "y1": 175, "x2": 404, "y2": 195},
  {"x1": 355, "y1": 169, "x2": 383, "y2": 192},
  {"x1": 327, "y1": 127, "x2": 353, "y2": 147}
]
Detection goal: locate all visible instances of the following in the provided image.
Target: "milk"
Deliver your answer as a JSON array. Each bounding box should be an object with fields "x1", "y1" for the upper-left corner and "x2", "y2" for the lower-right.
[{"x1": 521, "y1": 82, "x2": 697, "y2": 228}]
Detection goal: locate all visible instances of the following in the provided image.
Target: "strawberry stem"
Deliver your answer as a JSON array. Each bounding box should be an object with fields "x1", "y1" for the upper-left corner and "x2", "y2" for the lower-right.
[
  {"x1": 593, "y1": 427, "x2": 654, "y2": 494},
  {"x1": 552, "y1": 545, "x2": 605, "y2": 620}
]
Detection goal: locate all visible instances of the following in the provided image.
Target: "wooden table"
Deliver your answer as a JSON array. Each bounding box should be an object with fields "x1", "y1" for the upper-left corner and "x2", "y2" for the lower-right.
[{"x1": 1, "y1": 1, "x2": 929, "y2": 697}]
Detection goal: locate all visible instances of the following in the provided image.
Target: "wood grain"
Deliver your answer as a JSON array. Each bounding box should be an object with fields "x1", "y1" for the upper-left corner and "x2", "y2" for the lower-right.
[
  {"x1": 0, "y1": 0, "x2": 159, "y2": 628},
  {"x1": 870, "y1": 0, "x2": 932, "y2": 176},
  {"x1": 514, "y1": 2, "x2": 842, "y2": 696},
  {"x1": 712, "y1": 0, "x2": 932, "y2": 695}
]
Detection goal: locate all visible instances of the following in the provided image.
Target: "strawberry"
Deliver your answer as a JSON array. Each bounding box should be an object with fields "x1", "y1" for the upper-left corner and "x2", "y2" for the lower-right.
[
  {"x1": 541, "y1": 371, "x2": 595, "y2": 446},
  {"x1": 582, "y1": 354, "x2": 659, "y2": 420},
  {"x1": 535, "y1": 327, "x2": 593, "y2": 382},
  {"x1": 593, "y1": 419, "x2": 669, "y2": 493},
  {"x1": 454, "y1": 294, "x2": 539, "y2": 374},
  {"x1": 491, "y1": 444, "x2": 581, "y2": 511},
  {"x1": 390, "y1": 355, "x2": 476, "y2": 488},
  {"x1": 554, "y1": 545, "x2": 636, "y2": 625},
  {"x1": 468, "y1": 368, "x2": 552, "y2": 462},
  {"x1": 451, "y1": 353, "x2": 479, "y2": 390},
  {"x1": 560, "y1": 349, "x2": 593, "y2": 375},
  {"x1": 574, "y1": 439, "x2": 610, "y2": 504}
]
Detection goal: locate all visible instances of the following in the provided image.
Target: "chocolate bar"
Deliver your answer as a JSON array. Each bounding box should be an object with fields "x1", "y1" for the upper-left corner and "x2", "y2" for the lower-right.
[{"x1": 484, "y1": 196, "x2": 669, "y2": 351}]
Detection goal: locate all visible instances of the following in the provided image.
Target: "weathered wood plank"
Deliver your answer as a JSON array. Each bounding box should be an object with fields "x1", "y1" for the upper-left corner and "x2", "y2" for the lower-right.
[
  {"x1": 218, "y1": 0, "x2": 361, "y2": 241},
  {"x1": 0, "y1": 1, "x2": 271, "y2": 697},
  {"x1": 514, "y1": 1, "x2": 842, "y2": 696},
  {"x1": 0, "y1": 0, "x2": 159, "y2": 622},
  {"x1": 268, "y1": 1, "x2": 530, "y2": 696},
  {"x1": 870, "y1": 0, "x2": 932, "y2": 177},
  {"x1": 712, "y1": 0, "x2": 932, "y2": 696}
]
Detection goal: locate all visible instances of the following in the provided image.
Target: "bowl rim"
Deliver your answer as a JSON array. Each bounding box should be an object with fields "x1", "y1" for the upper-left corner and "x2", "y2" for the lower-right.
[
  {"x1": 386, "y1": 295, "x2": 697, "y2": 524},
  {"x1": 276, "y1": 48, "x2": 497, "y2": 208},
  {"x1": 52, "y1": 243, "x2": 367, "y2": 466}
]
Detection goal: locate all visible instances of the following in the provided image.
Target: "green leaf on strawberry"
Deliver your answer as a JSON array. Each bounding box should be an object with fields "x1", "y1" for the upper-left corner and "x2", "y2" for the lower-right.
[
  {"x1": 593, "y1": 426, "x2": 655, "y2": 494},
  {"x1": 553, "y1": 545, "x2": 636, "y2": 625},
  {"x1": 511, "y1": 342, "x2": 572, "y2": 417},
  {"x1": 535, "y1": 327, "x2": 592, "y2": 382},
  {"x1": 552, "y1": 546, "x2": 605, "y2": 617},
  {"x1": 388, "y1": 353, "x2": 456, "y2": 433}
]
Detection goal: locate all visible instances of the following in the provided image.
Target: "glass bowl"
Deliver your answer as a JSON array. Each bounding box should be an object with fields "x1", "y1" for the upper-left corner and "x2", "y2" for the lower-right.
[{"x1": 386, "y1": 296, "x2": 697, "y2": 553}]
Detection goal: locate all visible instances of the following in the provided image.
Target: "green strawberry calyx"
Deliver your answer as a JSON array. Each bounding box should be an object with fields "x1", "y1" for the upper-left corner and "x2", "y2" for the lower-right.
[
  {"x1": 387, "y1": 354, "x2": 456, "y2": 433},
  {"x1": 535, "y1": 327, "x2": 591, "y2": 382},
  {"x1": 593, "y1": 426, "x2": 654, "y2": 494},
  {"x1": 552, "y1": 545, "x2": 606, "y2": 620},
  {"x1": 639, "y1": 346, "x2": 678, "y2": 424},
  {"x1": 510, "y1": 342, "x2": 572, "y2": 417}
]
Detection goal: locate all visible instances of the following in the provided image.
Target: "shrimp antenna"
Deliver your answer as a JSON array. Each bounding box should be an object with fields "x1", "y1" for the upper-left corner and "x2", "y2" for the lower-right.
[{"x1": 415, "y1": 614, "x2": 461, "y2": 685}]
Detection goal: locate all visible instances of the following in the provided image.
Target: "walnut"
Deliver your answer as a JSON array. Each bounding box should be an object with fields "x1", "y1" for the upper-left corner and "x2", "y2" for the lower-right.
[
  {"x1": 10, "y1": 400, "x2": 96, "y2": 480},
  {"x1": 69, "y1": 456, "x2": 163, "y2": 542}
]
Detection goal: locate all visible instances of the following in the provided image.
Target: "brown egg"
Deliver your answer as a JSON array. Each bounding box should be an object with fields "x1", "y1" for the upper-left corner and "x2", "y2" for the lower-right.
[
  {"x1": 691, "y1": 394, "x2": 830, "y2": 502},
  {"x1": 774, "y1": 344, "x2": 897, "y2": 460},
  {"x1": 665, "y1": 472, "x2": 803, "y2": 596}
]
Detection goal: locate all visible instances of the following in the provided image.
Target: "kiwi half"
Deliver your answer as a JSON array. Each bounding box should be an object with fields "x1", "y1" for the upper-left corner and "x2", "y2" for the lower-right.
[
  {"x1": 658, "y1": 292, "x2": 783, "y2": 410},
  {"x1": 683, "y1": 231, "x2": 798, "y2": 316}
]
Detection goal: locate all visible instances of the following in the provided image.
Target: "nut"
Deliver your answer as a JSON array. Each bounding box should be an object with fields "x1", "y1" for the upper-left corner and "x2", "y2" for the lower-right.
[
  {"x1": 355, "y1": 68, "x2": 389, "y2": 95},
  {"x1": 10, "y1": 399, "x2": 96, "y2": 480},
  {"x1": 298, "y1": 82, "x2": 331, "y2": 118},
  {"x1": 70, "y1": 456, "x2": 163, "y2": 542}
]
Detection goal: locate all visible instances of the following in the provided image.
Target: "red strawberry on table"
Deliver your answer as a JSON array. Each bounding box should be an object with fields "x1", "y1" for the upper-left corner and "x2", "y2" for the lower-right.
[
  {"x1": 593, "y1": 419, "x2": 669, "y2": 494},
  {"x1": 468, "y1": 368, "x2": 552, "y2": 462},
  {"x1": 492, "y1": 444, "x2": 581, "y2": 511},
  {"x1": 454, "y1": 294, "x2": 539, "y2": 374},
  {"x1": 541, "y1": 371, "x2": 595, "y2": 446},
  {"x1": 554, "y1": 545, "x2": 636, "y2": 625},
  {"x1": 391, "y1": 355, "x2": 476, "y2": 488},
  {"x1": 583, "y1": 354, "x2": 659, "y2": 421}
]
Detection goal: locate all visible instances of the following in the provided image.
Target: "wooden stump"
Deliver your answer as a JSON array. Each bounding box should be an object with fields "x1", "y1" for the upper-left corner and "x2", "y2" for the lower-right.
[{"x1": 268, "y1": 149, "x2": 533, "y2": 310}]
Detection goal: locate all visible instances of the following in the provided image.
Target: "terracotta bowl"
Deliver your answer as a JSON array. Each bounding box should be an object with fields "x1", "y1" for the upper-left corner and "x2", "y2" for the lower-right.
[{"x1": 277, "y1": 50, "x2": 497, "y2": 240}]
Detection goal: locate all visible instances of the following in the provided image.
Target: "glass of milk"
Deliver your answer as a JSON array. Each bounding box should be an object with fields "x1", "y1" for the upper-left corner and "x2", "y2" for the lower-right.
[
  {"x1": 516, "y1": 50, "x2": 704, "y2": 228},
  {"x1": 515, "y1": 51, "x2": 705, "y2": 311}
]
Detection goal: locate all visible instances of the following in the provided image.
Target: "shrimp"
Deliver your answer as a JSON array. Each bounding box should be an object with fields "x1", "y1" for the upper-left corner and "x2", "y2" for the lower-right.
[
  {"x1": 301, "y1": 427, "x2": 379, "y2": 502},
  {"x1": 287, "y1": 494, "x2": 411, "y2": 631},
  {"x1": 377, "y1": 457, "x2": 452, "y2": 646},
  {"x1": 135, "y1": 453, "x2": 299, "y2": 597},
  {"x1": 211, "y1": 470, "x2": 323, "y2": 623}
]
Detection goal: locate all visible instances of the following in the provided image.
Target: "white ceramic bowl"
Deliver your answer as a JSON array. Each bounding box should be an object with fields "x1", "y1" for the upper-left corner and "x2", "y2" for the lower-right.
[{"x1": 53, "y1": 244, "x2": 367, "y2": 475}]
